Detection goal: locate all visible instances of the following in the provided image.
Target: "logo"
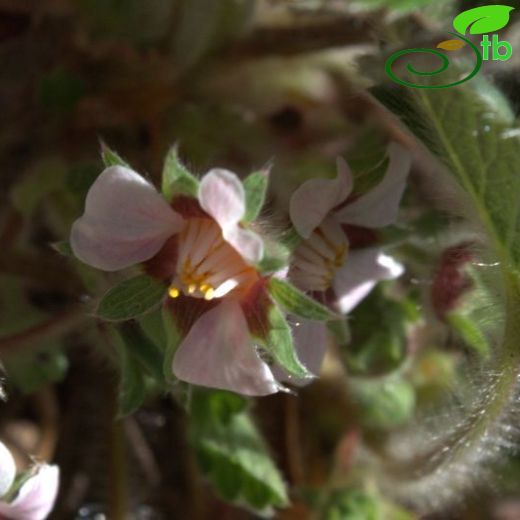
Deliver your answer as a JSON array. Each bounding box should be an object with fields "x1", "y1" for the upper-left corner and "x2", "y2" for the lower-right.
[{"x1": 385, "y1": 5, "x2": 515, "y2": 89}]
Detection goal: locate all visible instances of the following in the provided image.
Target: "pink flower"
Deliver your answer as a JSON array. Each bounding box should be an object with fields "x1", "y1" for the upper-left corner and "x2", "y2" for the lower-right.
[
  {"x1": 71, "y1": 165, "x2": 285, "y2": 395},
  {"x1": 284, "y1": 143, "x2": 411, "y2": 380},
  {"x1": 0, "y1": 442, "x2": 59, "y2": 520}
]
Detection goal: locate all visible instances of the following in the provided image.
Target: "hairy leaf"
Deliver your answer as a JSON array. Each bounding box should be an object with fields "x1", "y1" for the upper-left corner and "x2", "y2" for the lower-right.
[
  {"x1": 373, "y1": 83, "x2": 520, "y2": 269},
  {"x1": 269, "y1": 278, "x2": 337, "y2": 320},
  {"x1": 263, "y1": 304, "x2": 311, "y2": 379},
  {"x1": 100, "y1": 142, "x2": 130, "y2": 168},
  {"x1": 189, "y1": 390, "x2": 288, "y2": 514},
  {"x1": 96, "y1": 275, "x2": 167, "y2": 322}
]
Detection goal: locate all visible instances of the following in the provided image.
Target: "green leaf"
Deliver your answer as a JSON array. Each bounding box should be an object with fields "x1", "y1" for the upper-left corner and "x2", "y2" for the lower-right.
[
  {"x1": 352, "y1": 376, "x2": 416, "y2": 430},
  {"x1": 322, "y1": 489, "x2": 380, "y2": 520},
  {"x1": 268, "y1": 278, "x2": 336, "y2": 321},
  {"x1": 372, "y1": 81, "x2": 520, "y2": 270},
  {"x1": 446, "y1": 312, "x2": 490, "y2": 357},
  {"x1": 243, "y1": 169, "x2": 269, "y2": 222},
  {"x1": 100, "y1": 142, "x2": 130, "y2": 168},
  {"x1": 189, "y1": 390, "x2": 288, "y2": 514},
  {"x1": 161, "y1": 145, "x2": 199, "y2": 199},
  {"x1": 453, "y1": 5, "x2": 514, "y2": 35},
  {"x1": 263, "y1": 304, "x2": 310, "y2": 379},
  {"x1": 115, "y1": 322, "x2": 165, "y2": 382},
  {"x1": 96, "y1": 275, "x2": 167, "y2": 322},
  {"x1": 346, "y1": 289, "x2": 409, "y2": 376},
  {"x1": 161, "y1": 306, "x2": 182, "y2": 382},
  {"x1": 113, "y1": 332, "x2": 147, "y2": 417}
]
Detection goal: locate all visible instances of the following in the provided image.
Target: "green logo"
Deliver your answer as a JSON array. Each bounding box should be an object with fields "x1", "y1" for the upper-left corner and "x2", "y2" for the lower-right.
[{"x1": 385, "y1": 5, "x2": 514, "y2": 89}]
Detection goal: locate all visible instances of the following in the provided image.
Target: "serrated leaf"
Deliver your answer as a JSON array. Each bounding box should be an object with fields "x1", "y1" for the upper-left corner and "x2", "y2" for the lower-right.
[
  {"x1": 352, "y1": 376, "x2": 416, "y2": 430},
  {"x1": 372, "y1": 82, "x2": 520, "y2": 270},
  {"x1": 269, "y1": 278, "x2": 336, "y2": 321},
  {"x1": 96, "y1": 275, "x2": 167, "y2": 322},
  {"x1": 263, "y1": 304, "x2": 310, "y2": 379},
  {"x1": 100, "y1": 142, "x2": 130, "y2": 168},
  {"x1": 161, "y1": 145, "x2": 199, "y2": 200},
  {"x1": 453, "y1": 5, "x2": 514, "y2": 35},
  {"x1": 436, "y1": 39, "x2": 466, "y2": 51},
  {"x1": 243, "y1": 169, "x2": 269, "y2": 222},
  {"x1": 189, "y1": 390, "x2": 288, "y2": 514}
]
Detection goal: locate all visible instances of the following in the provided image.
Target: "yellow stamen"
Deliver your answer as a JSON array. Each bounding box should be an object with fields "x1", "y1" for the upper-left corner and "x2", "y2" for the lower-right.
[
  {"x1": 187, "y1": 283, "x2": 197, "y2": 294},
  {"x1": 203, "y1": 287, "x2": 215, "y2": 301},
  {"x1": 168, "y1": 287, "x2": 180, "y2": 299}
]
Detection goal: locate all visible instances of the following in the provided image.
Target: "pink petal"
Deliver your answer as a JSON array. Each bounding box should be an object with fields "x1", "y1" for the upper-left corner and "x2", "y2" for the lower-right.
[
  {"x1": 0, "y1": 464, "x2": 59, "y2": 520},
  {"x1": 0, "y1": 442, "x2": 16, "y2": 499},
  {"x1": 290, "y1": 157, "x2": 353, "y2": 238},
  {"x1": 333, "y1": 248, "x2": 404, "y2": 314},
  {"x1": 172, "y1": 300, "x2": 281, "y2": 396},
  {"x1": 335, "y1": 143, "x2": 411, "y2": 228},
  {"x1": 71, "y1": 166, "x2": 184, "y2": 271},
  {"x1": 271, "y1": 319, "x2": 327, "y2": 386},
  {"x1": 199, "y1": 168, "x2": 246, "y2": 227},
  {"x1": 222, "y1": 226, "x2": 264, "y2": 264},
  {"x1": 199, "y1": 169, "x2": 263, "y2": 263}
]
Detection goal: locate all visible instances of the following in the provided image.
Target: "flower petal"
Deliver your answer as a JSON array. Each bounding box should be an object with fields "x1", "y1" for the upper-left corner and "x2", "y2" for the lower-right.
[
  {"x1": 199, "y1": 169, "x2": 263, "y2": 263},
  {"x1": 222, "y1": 226, "x2": 264, "y2": 264},
  {"x1": 335, "y1": 143, "x2": 411, "y2": 228},
  {"x1": 0, "y1": 442, "x2": 16, "y2": 499},
  {"x1": 0, "y1": 464, "x2": 59, "y2": 520},
  {"x1": 290, "y1": 157, "x2": 353, "y2": 238},
  {"x1": 271, "y1": 319, "x2": 328, "y2": 386},
  {"x1": 172, "y1": 300, "x2": 281, "y2": 396},
  {"x1": 199, "y1": 168, "x2": 246, "y2": 227},
  {"x1": 333, "y1": 248, "x2": 404, "y2": 314},
  {"x1": 71, "y1": 166, "x2": 184, "y2": 271}
]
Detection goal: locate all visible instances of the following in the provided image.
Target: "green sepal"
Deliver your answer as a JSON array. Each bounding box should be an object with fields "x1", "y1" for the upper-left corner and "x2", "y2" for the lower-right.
[
  {"x1": 268, "y1": 278, "x2": 337, "y2": 321},
  {"x1": 262, "y1": 303, "x2": 311, "y2": 379},
  {"x1": 50, "y1": 240, "x2": 73, "y2": 257},
  {"x1": 96, "y1": 275, "x2": 167, "y2": 322},
  {"x1": 161, "y1": 145, "x2": 199, "y2": 200},
  {"x1": 242, "y1": 168, "x2": 269, "y2": 223},
  {"x1": 256, "y1": 239, "x2": 290, "y2": 274},
  {"x1": 100, "y1": 141, "x2": 130, "y2": 168}
]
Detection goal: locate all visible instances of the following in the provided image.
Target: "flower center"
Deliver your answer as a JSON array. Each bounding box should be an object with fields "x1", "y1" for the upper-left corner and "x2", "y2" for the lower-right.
[
  {"x1": 168, "y1": 218, "x2": 258, "y2": 300},
  {"x1": 290, "y1": 218, "x2": 348, "y2": 292}
]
